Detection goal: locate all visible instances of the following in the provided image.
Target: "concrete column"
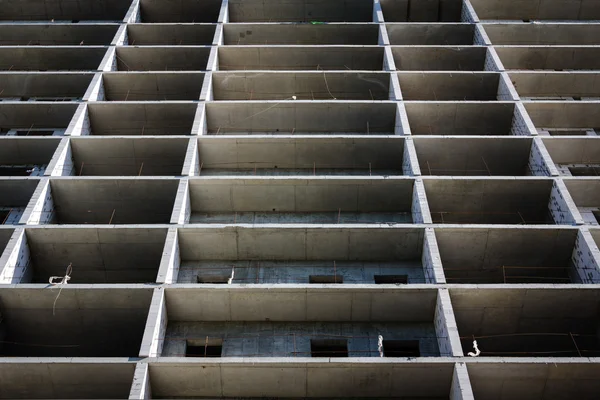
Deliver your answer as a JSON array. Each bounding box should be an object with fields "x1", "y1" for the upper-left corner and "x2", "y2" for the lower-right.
[
  {"x1": 461, "y1": 0, "x2": 479, "y2": 22},
  {"x1": 373, "y1": 0, "x2": 384, "y2": 23},
  {"x1": 395, "y1": 103, "x2": 411, "y2": 135},
  {"x1": 0, "y1": 228, "x2": 31, "y2": 284},
  {"x1": 112, "y1": 24, "x2": 129, "y2": 46},
  {"x1": 218, "y1": 0, "x2": 229, "y2": 23},
  {"x1": 182, "y1": 138, "x2": 200, "y2": 176},
  {"x1": 497, "y1": 73, "x2": 520, "y2": 101},
  {"x1": 383, "y1": 47, "x2": 396, "y2": 71},
  {"x1": 423, "y1": 228, "x2": 445, "y2": 283},
  {"x1": 389, "y1": 73, "x2": 402, "y2": 100},
  {"x1": 20, "y1": 179, "x2": 55, "y2": 225},
  {"x1": 450, "y1": 363, "x2": 475, "y2": 400},
  {"x1": 170, "y1": 179, "x2": 191, "y2": 224},
  {"x1": 412, "y1": 179, "x2": 432, "y2": 223},
  {"x1": 156, "y1": 228, "x2": 181, "y2": 284},
  {"x1": 124, "y1": 0, "x2": 142, "y2": 23},
  {"x1": 200, "y1": 72, "x2": 213, "y2": 101},
  {"x1": 139, "y1": 288, "x2": 167, "y2": 358},
  {"x1": 510, "y1": 103, "x2": 538, "y2": 136},
  {"x1": 128, "y1": 363, "x2": 152, "y2": 400},
  {"x1": 45, "y1": 138, "x2": 75, "y2": 176},
  {"x1": 435, "y1": 289, "x2": 464, "y2": 357},
  {"x1": 207, "y1": 47, "x2": 219, "y2": 71},
  {"x1": 98, "y1": 46, "x2": 118, "y2": 71}
]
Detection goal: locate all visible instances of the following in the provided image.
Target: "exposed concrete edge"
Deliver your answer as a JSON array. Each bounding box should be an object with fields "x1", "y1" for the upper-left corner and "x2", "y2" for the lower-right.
[
  {"x1": 436, "y1": 289, "x2": 464, "y2": 356},
  {"x1": 383, "y1": 46, "x2": 396, "y2": 71},
  {"x1": 82, "y1": 72, "x2": 106, "y2": 101},
  {"x1": 218, "y1": 0, "x2": 229, "y2": 24},
  {"x1": 45, "y1": 137, "x2": 74, "y2": 176},
  {"x1": 512, "y1": 102, "x2": 539, "y2": 136},
  {"x1": 200, "y1": 71, "x2": 213, "y2": 101},
  {"x1": 389, "y1": 72, "x2": 402, "y2": 100},
  {"x1": 451, "y1": 362, "x2": 475, "y2": 400},
  {"x1": 373, "y1": 0, "x2": 384, "y2": 23},
  {"x1": 112, "y1": 24, "x2": 129, "y2": 46},
  {"x1": 213, "y1": 23, "x2": 224, "y2": 46},
  {"x1": 396, "y1": 103, "x2": 411, "y2": 135},
  {"x1": 99, "y1": 46, "x2": 117, "y2": 71},
  {"x1": 572, "y1": 227, "x2": 600, "y2": 284},
  {"x1": 170, "y1": 179, "x2": 190, "y2": 224},
  {"x1": 124, "y1": 0, "x2": 141, "y2": 23},
  {"x1": 182, "y1": 138, "x2": 200, "y2": 176},
  {"x1": 551, "y1": 179, "x2": 585, "y2": 225},
  {"x1": 0, "y1": 228, "x2": 30, "y2": 284},
  {"x1": 498, "y1": 72, "x2": 520, "y2": 101},
  {"x1": 191, "y1": 103, "x2": 206, "y2": 136},
  {"x1": 461, "y1": 0, "x2": 479, "y2": 23},
  {"x1": 378, "y1": 24, "x2": 390, "y2": 45},
  {"x1": 156, "y1": 228, "x2": 180, "y2": 284},
  {"x1": 129, "y1": 363, "x2": 151, "y2": 399},
  {"x1": 64, "y1": 103, "x2": 90, "y2": 136},
  {"x1": 403, "y1": 137, "x2": 421, "y2": 176},
  {"x1": 0, "y1": 357, "x2": 140, "y2": 364},
  {"x1": 143, "y1": 357, "x2": 460, "y2": 365},
  {"x1": 423, "y1": 227, "x2": 445, "y2": 283},
  {"x1": 412, "y1": 179, "x2": 432, "y2": 224},
  {"x1": 207, "y1": 46, "x2": 219, "y2": 71},
  {"x1": 20, "y1": 179, "x2": 54, "y2": 225},
  {"x1": 484, "y1": 47, "x2": 504, "y2": 71},
  {"x1": 473, "y1": 25, "x2": 491, "y2": 45},
  {"x1": 139, "y1": 288, "x2": 167, "y2": 358},
  {"x1": 531, "y1": 137, "x2": 560, "y2": 176}
]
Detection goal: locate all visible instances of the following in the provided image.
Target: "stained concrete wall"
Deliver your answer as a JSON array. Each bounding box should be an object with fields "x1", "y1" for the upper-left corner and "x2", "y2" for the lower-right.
[
  {"x1": 102, "y1": 72, "x2": 205, "y2": 101},
  {"x1": 223, "y1": 24, "x2": 379, "y2": 45},
  {"x1": 163, "y1": 321, "x2": 440, "y2": 357},
  {"x1": 386, "y1": 24, "x2": 475, "y2": 45},
  {"x1": 227, "y1": 0, "x2": 374, "y2": 22}
]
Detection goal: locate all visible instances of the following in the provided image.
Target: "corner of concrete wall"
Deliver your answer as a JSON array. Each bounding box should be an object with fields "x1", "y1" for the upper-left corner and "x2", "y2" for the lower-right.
[
  {"x1": 99, "y1": 46, "x2": 118, "y2": 71},
  {"x1": 412, "y1": 179, "x2": 432, "y2": 223},
  {"x1": 383, "y1": 47, "x2": 396, "y2": 72},
  {"x1": 200, "y1": 72, "x2": 213, "y2": 101},
  {"x1": 450, "y1": 363, "x2": 475, "y2": 400},
  {"x1": 435, "y1": 289, "x2": 464, "y2": 357},
  {"x1": 139, "y1": 288, "x2": 167, "y2": 358},
  {"x1": 124, "y1": 0, "x2": 141, "y2": 23},
  {"x1": 156, "y1": 228, "x2": 181, "y2": 284},
  {"x1": 528, "y1": 137, "x2": 559, "y2": 176},
  {"x1": 65, "y1": 104, "x2": 91, "y2": 136},
  {"x1": 497, "y1": 73, "x2": 519, "y2": 101},
  {"x1": 395, "y1": 103, "x2": 411, "y2": 135},
  {"x1": 182, "y1": 138, "x2": 200, "y2": 176},
  {"x1": 218, "y1": 0, "x2": 229, "y2": 23},
  {"x1": 191, "y1": 103, "x2": 207, "y2": 135},
  {"x1": 510, "y1": 102, "x2": 537, "y2": 136},
  {"x1": 213, "y1": 24, "x2": 224, "y2": 46},
  {"x1": 548, "y1": 179, "x2": 584, "y2": 225},
  {"x1": 0, "y1": 228, "x2": 32, "y2": 284},
  {"x1": 83, "y1": 72, "x2": 106, "y2": 102},
  {"x1": 128, "y1": 363, "x2": 152, "y2": 400},
  {"x1": 112, "y1": 24, "x2": 129, "y2": 46},
  {"x1": 473, "y1": 25, "x2": 490, "y2": 45},
  {"x1": 389, "y1": 73, "x2": 402, "y2": 100},
  {"x1": 20, "y1": 179, "x2": 55, "y2": 225},
  {"x1": 45, "y1": 137, "x2": 75, "y2": 176},
  {"x1": 403, "y1": 138, "x2": 421, "y2": 176},
  {"x1": 170, "y1": 180, "x2": 191, "y2": 224},
  {"x1": 461, "y1": 0, "x2": 479, "y2": 22},
  {"x1": 207, "y1": 47, "x2": 219, "y2": 71},
  {"x1": 571, "y1": 228, "x2": 600, "y2": 284},
  {"x1": 373, "y1": 0, "x2": 385, "y2": 23},
  {"x1": 483, "y1": 47, "x2": 504, "y2": 71},
  {"x1": 378, "y1": 24, "x2": 390, "y2": 45},
  {"x1": 423, "y1": 228, "x2": 446, "y2": 283}
]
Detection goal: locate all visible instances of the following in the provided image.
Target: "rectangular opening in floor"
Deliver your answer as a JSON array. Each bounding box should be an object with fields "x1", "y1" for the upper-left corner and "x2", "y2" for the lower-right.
[
  {"x1": 309, "y1": 275, "x2": 343, "y2": 284},
  {"x1": 383, "y1": 340, "x2": 420, "y2": 357},
  {"x1": 186, "y1": 339, "x2": 223, "y2": 357},
  {"x1": 374, "y1": 275, "x2": 408, "y2": 284},
  {"x1": 311, "y1": 339, "x2": 348, "y2": 357}
]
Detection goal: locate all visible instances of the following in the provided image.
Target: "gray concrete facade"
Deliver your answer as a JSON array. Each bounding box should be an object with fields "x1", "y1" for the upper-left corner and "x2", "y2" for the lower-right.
[{"x1": 0, "y1": 0, "x2": 600, "y2": 399}]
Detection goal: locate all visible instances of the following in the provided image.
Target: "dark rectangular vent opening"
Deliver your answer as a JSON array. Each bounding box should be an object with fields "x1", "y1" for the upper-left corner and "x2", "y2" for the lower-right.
[
  {"x1": 383, "y1": 340, "x2": 420, "y2": 357},
  {"x1": 186, "y1": 340, "x2": 223, "y2": 357},
  {"x1": 374, "y1": 275, "x2": 408, "y2": 284},
  {"x1": 311, "y1": 339, "x2": 348, "y2": 357},
  {"x1": 309, "y1": 275, "x2": 343, "y2": 284},
  {"x1": 197, "y1": 275, "x2": 229, "y2": 284}
]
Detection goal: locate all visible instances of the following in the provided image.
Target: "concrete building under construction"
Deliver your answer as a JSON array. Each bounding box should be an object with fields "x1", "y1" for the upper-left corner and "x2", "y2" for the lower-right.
[{"x1": 1, "y1": 0, "x2": 600, "y2": 398}]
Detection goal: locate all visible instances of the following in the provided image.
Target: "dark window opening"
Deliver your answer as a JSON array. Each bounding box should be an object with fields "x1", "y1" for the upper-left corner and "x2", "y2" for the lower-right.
[
  {"x1": 592, "y1": 211, "x2": 600, "y2": 225},
  {"x1": 374, "y1": 275, "x2": 408, "y2": 284},
  {"x1": 0, "y1": 210, "x2": 10, "y2": 224},
  {"x1": 186, "y1": 340, "x2": 223, "y2": 357},
  {"x1": 309, "y1": 275, "x2": 343, "y2": 284},
  {"x1": 0, "y1": 166, "x2": 31, "y2": 176},
  {"x1": 548, "y1": 130, "x2": 589, "y2": 136},
  {"x1": 569, "y1": 166, "x2": 600, "y2": 176},
  {"x1": 311, "y1": 339, "x2": 348, "y2": 357},
  {"x1": 383, "y1": 340, "x2": 420, "y2": 357},
  {"x1": 14, "y1": 130, "x2": 55, "y2": 136},
  {"x1": 197, "y1": 275, "x2": 229, "y2": 284}
]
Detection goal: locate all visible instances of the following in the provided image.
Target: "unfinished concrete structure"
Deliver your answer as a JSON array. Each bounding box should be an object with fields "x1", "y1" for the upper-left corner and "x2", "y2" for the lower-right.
[{"x1": 1, "y1": 0, "x2": 600, "y2": 399}]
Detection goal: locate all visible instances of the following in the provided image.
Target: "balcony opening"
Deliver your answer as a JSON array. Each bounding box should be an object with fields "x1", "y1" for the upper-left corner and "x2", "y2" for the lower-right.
[
  {"x1": 383, "y1": 340, "x2": 420, "y2": 357},
  {"x1": 311, "y1": 339, "x2": 348, "y2": 357}
]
